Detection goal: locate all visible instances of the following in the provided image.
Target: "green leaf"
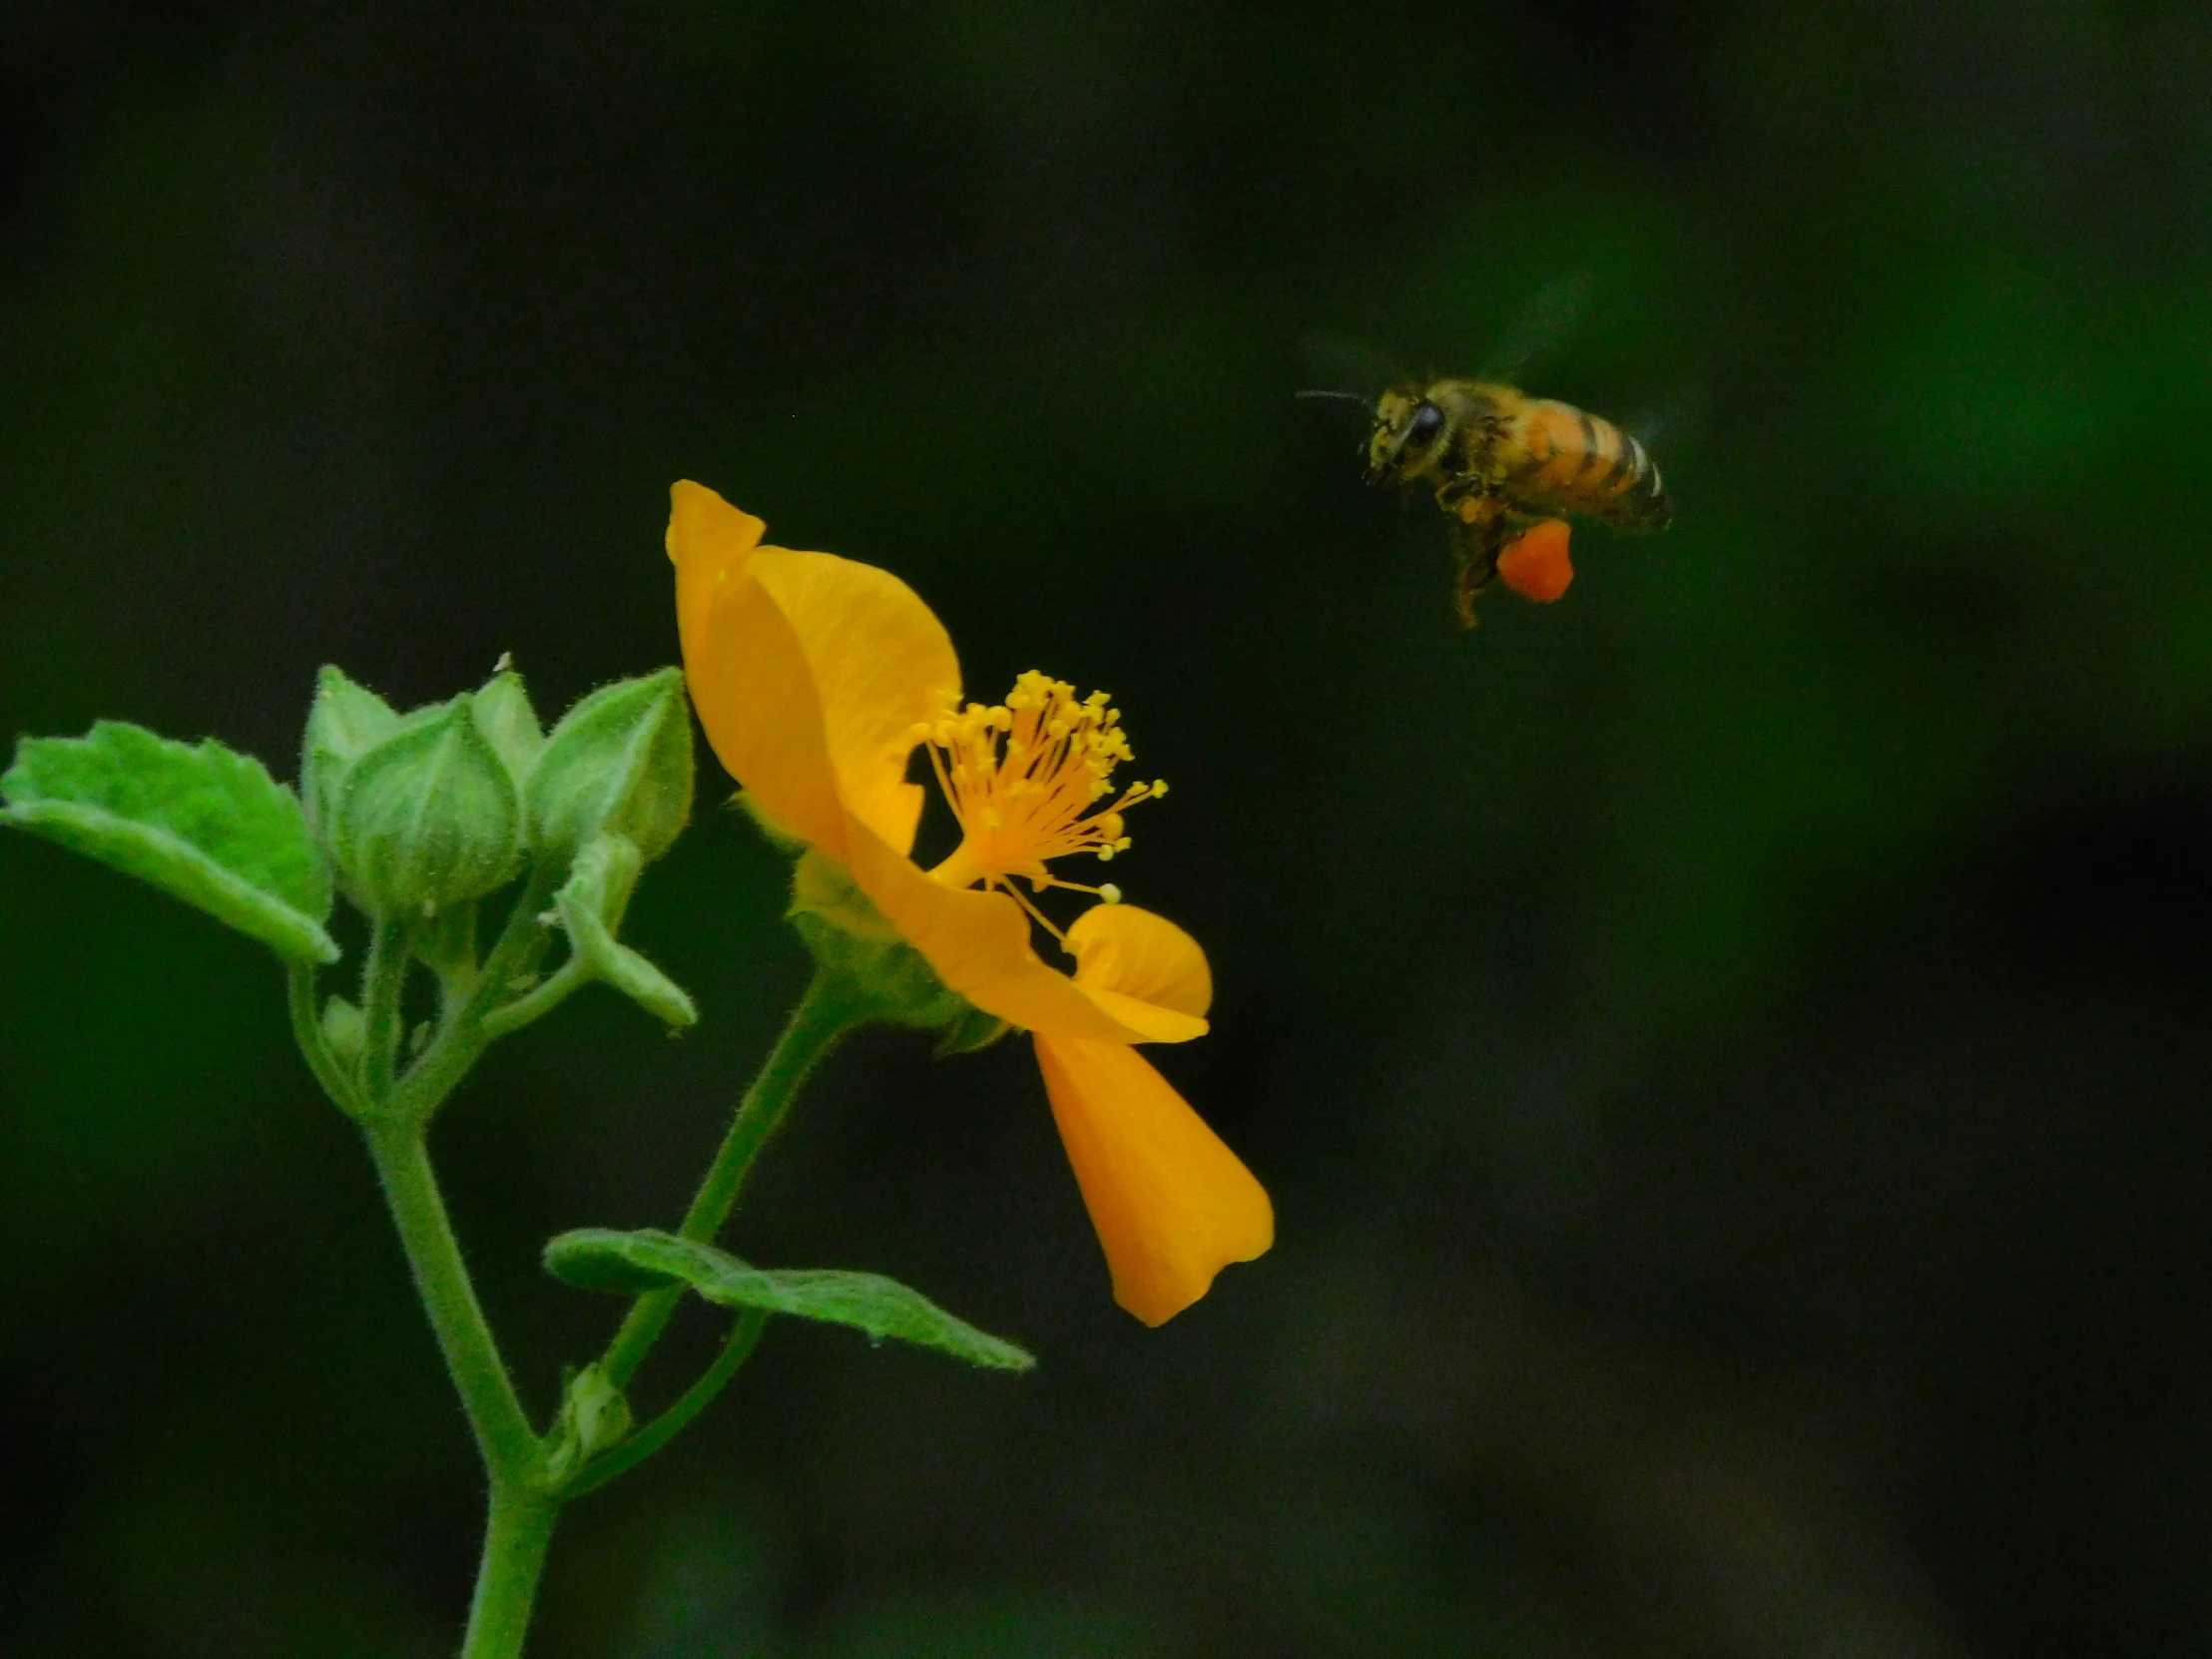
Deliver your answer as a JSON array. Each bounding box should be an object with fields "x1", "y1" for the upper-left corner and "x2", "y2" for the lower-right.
[
  {"x1": 527, "y1": 669, "x2": 694, "y2": 864},
  {"x1": 544, "y1": 1228, "x2": 1036, "y2": 1372},
  {"x1": 554, "y1": 832, "x2": 698, "y2": 1029},
  {"x1": 2, "y1": 722, "x2": 338, "y2": 964}
]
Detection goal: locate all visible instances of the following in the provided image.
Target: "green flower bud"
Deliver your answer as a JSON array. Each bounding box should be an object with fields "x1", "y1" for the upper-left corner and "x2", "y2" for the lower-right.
[
  {"x1": 527, "y1": 669, "x2": 693, "y2": 866},
  {"x1": 546, "y1": 1363, "x2": 633, "y2": 1485},
  {"x1": 320, "y1": 995, "x2": 366, "y2": 1068},
  {"x1": 328, "y1": 693, "x2": 523, "y2": 918}
]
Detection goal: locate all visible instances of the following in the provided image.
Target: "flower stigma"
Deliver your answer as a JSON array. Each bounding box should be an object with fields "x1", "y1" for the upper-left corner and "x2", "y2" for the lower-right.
[{"x1": 911, "y1": 671, "x2": 1165, "y2": 942}]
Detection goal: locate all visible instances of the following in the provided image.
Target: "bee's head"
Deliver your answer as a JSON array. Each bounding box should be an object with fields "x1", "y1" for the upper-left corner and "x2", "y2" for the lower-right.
[{"x1": 1365, "y1": 384, "x2": 1449, "y2": 486}]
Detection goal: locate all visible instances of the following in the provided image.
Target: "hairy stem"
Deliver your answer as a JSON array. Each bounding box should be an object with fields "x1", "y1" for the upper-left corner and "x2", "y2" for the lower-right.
[
  {"x1": 363, "y1": 1118, "x2": 542, "y2": 1478},
  {"x1": 359, "y1": 917, "x2": 411, "y2": 1099},
  {"x1": 599, "y1": 974, "x2": 862, "y2": 1388},
  {"x1": 563, "y1": 1313, "x2": 768, "y2": 1500},
  {"x1": 388, "y1": 865, "x2": 560, "y2": 1123},
  {"x1": 459, "y1": 1481, "x2": 559, "y2": 1659},
  {"x1": 480, "y1": 955, "x2": 589, "y2": 1041},
  {"x1": 286, "y1": 963, "x2": 363, "y2": 1117}
]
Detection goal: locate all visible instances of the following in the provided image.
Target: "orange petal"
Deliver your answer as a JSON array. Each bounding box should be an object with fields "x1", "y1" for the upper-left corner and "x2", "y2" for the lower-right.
[
  {"x1": 747, "y1": 549, "x2": 960, "y2": 855},
  {"x1": 667, "y1": 482, "x2": 767, "y2": 669},
  {"x1": 1066, "y1": 903, "x2": 1212, "y2": 1019},
  {"x1": 686, "y1": 559, "x2": 852, "y2": 856},
  {"x1": 843, "y1": 832, "x2": 1202, "y2": 1042},
  {"x1": 1495, "y1": 520, "x2": 1574, "y2": 603},
  {"x1": 1034, "y1": 1035, "x2": 1273, "y2": 1326}
]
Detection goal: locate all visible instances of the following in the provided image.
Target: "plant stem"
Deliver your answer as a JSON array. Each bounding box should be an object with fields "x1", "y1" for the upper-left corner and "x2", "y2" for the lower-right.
[
  {"x1": 564, "y1": 1313, "x2": 768, "y2": 1500},
  {"x1": 359, "y1": 917, "x2": 411, "y2": 1098},
  {"x1": 598, "y1": 973, "x2": 862, "y2": 1388},
  {"x1": 286, "y1": 963, "x2": 364, "y2": 1117},
  {"x1": 389, "y1": 865, "x2": 560, "y2": 1123},
  {"x1": 479, "y1": 955, "x2": 588, "y2": 1040},
  {"x1": 460, "y1": 1481, "x2": 559, "y2": 1659},
  {"x1": 363, "y1": 1118, "x2": 542, "y2": 1478}
]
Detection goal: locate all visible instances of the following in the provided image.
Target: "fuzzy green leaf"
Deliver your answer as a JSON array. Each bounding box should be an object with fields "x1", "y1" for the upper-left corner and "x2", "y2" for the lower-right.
[
  {"x1": 2, "y1": 722, "x2": 337, "y2": 964},
  {"x1": 543, "y1": 1228, "x2": 1035, "y2": 1372}
]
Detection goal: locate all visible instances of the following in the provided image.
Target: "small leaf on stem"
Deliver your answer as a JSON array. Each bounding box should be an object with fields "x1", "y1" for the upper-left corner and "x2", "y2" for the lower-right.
[{"x1": 544, "y1": 1228, "x2": 1036, "y2": 1372}]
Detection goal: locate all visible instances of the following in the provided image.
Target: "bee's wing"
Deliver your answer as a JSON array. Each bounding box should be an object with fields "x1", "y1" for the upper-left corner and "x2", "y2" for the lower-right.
[
  {"x1": 1481, "y1": 270, "x2": 1594, "y2": 383},
  {"x1": 1295, "y1": 332, "x2": 1406, "y2": 400},
  {"x1": 1623, "y1": 376, "x2": 1708, "y2": 459}
]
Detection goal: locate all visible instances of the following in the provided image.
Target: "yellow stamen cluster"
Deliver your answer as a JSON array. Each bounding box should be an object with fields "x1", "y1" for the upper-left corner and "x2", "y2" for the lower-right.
[{"x1": 912, "y1": 671, "x2": 1166, "y2": 908}]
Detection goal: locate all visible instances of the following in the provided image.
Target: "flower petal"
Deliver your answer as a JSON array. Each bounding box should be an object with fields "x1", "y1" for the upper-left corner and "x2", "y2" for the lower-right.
[
  {"x1": 1062, "y1": 984, "x2": 1209, "y2": 1044},
  {"x1": 748, "y1": 549, "x2": 959, "y2": 856},
  {"x1": 1033, "y1": 1035, "x2": 1273, "y2": 1326},
  {"x1": 686, "y1": 561, "x2": 853, "y2": 856},
  {"x1": 1066, "y1": 902, "x2": 1212, "y2": 1019},
  {"x1": 667, "y1": 481, "x2": 767, "y2": 669},
  {"x1": 843, "y1": 831, "x2": 1198, "y2": 1042}
]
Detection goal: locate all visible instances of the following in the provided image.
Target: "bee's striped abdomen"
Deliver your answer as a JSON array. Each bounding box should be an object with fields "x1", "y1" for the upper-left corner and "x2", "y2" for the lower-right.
[
  {"x1": 1513, "y1": 400, "x2": 1670, "y2": 532},
  {"x1": 1596, "y1": 422, "x2": 1671, "y2": 531}
]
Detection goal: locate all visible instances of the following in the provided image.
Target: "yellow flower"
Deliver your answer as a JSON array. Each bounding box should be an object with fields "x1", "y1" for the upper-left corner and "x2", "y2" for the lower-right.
[{"x1": 667, "y1": 480, "x2": 1272, "y2": 1325}]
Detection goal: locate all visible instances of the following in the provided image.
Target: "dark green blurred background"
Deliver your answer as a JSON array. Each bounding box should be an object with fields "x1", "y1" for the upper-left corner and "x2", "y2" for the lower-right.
[{"x1": 8, "y1": 1, "x2": 2212, "y2": 1653}]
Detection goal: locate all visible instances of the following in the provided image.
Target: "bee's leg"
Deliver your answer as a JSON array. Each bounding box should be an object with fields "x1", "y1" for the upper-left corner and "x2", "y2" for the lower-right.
[
  {"x1": 1434, "y1": 474, "x2": 1487, "y2": 513},
  {"x1": 1447, "y1": 508, "x2": 1507, "y2": 630}
]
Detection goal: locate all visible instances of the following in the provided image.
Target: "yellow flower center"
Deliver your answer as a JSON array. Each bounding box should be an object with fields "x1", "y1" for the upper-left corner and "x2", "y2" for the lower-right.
[{"x1": 912, "y1": 671, "x2": 1166, "y2": 934}]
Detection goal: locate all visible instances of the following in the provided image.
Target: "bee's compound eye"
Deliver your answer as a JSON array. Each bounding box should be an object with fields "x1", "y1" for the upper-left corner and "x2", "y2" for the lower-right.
[{"x1": 1408, "y1": 402, "x2": 1445, "y2": 443}]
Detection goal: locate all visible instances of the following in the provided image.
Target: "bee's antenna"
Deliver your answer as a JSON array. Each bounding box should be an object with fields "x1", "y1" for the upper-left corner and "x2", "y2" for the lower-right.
[{"x1": 1293, "y1": 389, "x2": 1371, "y2": 405}]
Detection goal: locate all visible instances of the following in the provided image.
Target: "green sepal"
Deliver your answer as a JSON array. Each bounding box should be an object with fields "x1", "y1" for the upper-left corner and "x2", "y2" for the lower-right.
[
  {"x1": 527, "y1": 669, "x2": 693, "y2": 865},
  {"x1": 472, "y1": 668, "x2": 544, "y2": 794},
  {"x1": 328, "y1": 693, "x2": 524, "y2": 918},
  {"x1": 554, "y1": 833, "x2": 698, "y2": 1029},
  {"x1": 787, "y1": 849, "x2": 984, "y2": 1033},
  {"x1": 933, "y1": 1004, "x2": 1012, "y2": 1057},
  {"x1": 543, "y1": 1228, "x2": 1036, "y2": 1372},
  {"x1": 2, "y1": 722, "x2": 338, "y2": 964},
  {"x1": 544, "y1": 1363, "x2": 633, "y2": 1484},
  {"x1": 300, "y1": 665, "x2": 407, "y2": 838}
]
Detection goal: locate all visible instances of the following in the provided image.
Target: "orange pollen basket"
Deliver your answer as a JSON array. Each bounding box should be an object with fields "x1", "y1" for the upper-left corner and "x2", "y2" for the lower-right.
[{"x1": 911, "y1": 672, "x2": 1166, "y2": 908}]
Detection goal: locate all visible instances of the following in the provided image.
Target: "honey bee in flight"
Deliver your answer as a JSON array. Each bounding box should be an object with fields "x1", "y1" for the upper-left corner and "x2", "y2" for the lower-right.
[{"x1": 1363, "y1": 378, "x2": 1673, "y2": 627}]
